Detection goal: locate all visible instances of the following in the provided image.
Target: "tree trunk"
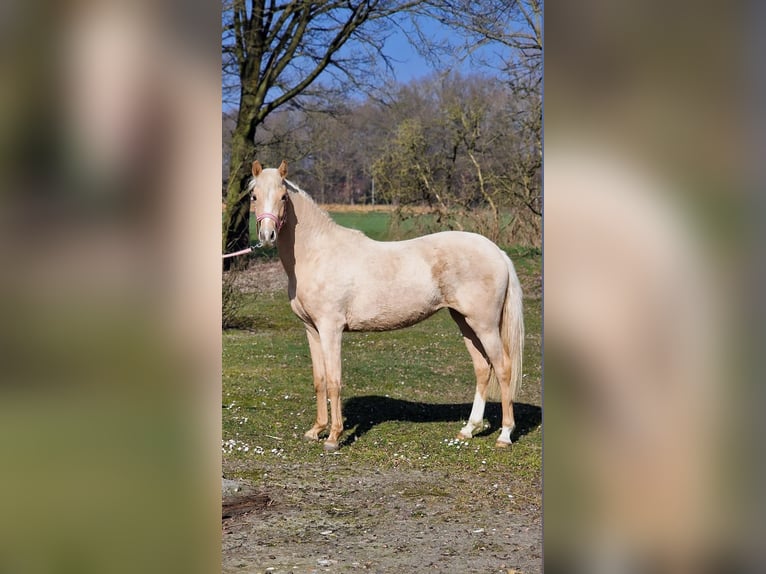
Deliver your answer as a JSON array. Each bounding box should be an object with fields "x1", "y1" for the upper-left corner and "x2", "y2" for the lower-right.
[{"x1": 222, "y1": 106, "x2": 257, "y2": 270}]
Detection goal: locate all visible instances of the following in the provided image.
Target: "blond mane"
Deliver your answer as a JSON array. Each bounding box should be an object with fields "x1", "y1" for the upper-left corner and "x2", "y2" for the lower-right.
[{"x1": 285, "y1": 179, "x2": 364, "y2": 239}]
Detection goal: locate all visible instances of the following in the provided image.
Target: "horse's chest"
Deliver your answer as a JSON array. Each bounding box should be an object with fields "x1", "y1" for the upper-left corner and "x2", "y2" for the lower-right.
[
  {"x1": 289, "y1": 297, "x2": 313, "y2": 325},
  {"x1": 289, "y1": 292, "x2": 336, "y2": 326}
]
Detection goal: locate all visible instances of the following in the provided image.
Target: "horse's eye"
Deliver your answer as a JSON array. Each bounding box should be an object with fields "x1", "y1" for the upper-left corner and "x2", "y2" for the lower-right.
[{"x1": 280, "y1": 195, "x2": 287, "y2": 202}]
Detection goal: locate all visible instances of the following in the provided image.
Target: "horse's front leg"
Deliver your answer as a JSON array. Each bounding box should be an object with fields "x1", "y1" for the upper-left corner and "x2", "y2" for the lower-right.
[
  {"x1": 303, "y1": 327, "x2": 328, "y2": 441},
  {"x1": 318, "y1": 326, "x2": 344, "y2": 451}
]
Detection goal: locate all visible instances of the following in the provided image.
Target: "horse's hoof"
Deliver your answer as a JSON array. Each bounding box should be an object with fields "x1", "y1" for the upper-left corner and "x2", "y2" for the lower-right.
[
  {"x1": 495, "y1": 439, "x2": 512, "y2": 448},
  {"x1": 456, "y1": 432, "x2": 471, "y2": 440},
  {"x1": 303, "y1": 432, "x2": 319, "y2": 442},
  {"x1": 323, "y1": 441, "x2": 339, "y2": 452}
]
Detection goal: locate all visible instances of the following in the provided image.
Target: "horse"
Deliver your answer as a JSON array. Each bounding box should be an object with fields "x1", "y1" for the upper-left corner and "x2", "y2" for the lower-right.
[{"x1": 249, "y1": 160, "x2": 524, "y2": 451}]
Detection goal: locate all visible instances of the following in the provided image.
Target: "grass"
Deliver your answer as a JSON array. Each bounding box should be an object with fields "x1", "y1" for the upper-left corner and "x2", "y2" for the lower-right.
[
  {"x1": 326, "y1": 211, "x2": 391, "y2": 241},
  {"x1": 222, "y1": 234, "x2": 542, "y2": 497}
]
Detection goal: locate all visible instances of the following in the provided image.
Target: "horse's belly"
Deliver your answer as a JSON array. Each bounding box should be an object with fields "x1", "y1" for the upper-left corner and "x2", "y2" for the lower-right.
[
  {"x1": 345, "y1": 308, "x2": 440, "y2": 332},
  {"x1": 345, "y1": 291, "x2": 442, "y2": 332}
]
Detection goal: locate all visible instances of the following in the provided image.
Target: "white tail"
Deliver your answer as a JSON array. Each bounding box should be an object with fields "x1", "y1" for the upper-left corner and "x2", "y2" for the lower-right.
[
  {"x1": 485, "y1": 253, "x2": 524, "y2": 402},
  {"x1": 503, "y1": 254, "x2": 525, "y2": 400}
]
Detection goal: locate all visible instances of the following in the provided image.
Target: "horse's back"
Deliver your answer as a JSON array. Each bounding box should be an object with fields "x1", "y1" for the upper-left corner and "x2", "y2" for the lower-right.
[{"x1": 411, "y1": 230, "x2": 506, "y2": 259}]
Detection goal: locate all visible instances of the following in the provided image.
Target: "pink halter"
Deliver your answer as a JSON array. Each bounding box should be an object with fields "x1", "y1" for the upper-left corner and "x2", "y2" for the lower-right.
[{"x1": 256, "y1": 211, "x2": 285, "y2": 232}]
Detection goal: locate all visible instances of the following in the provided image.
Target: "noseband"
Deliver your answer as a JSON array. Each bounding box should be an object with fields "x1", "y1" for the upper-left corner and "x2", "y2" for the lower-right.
[{"x1": 256, "y1": 211, "x2": 285, "y2": 233}]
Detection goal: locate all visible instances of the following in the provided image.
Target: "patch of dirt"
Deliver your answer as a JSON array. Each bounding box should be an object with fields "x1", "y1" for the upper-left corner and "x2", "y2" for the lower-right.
[
  {"x1": 228, "y1": 260, "x2": 287, "y2": 294},
  {"x1": 222, "y1": 493, "x2": 273, "y2": 520},
  {"x1": 222, "y1": 464, "x2": 541, "y2": 573}
]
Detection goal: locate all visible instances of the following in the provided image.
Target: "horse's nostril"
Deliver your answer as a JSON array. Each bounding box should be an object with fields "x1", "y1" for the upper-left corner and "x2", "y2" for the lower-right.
[{"x1": 259, "y1": 228, "x2": 277, "y2": 244}]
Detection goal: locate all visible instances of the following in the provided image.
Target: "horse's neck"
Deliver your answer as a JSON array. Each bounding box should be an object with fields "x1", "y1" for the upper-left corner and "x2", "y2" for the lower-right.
[{"x1": 277, "y1": 190, "x2": 338, "y2": 279}]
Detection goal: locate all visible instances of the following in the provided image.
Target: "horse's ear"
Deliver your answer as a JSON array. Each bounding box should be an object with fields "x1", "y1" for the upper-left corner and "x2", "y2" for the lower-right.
[
  {"x1": 252, "y1": 160, "x2": 262, "y2": 177},
  {"x1": 278, "y1": 160, "x2": 288, "y2": 178}
]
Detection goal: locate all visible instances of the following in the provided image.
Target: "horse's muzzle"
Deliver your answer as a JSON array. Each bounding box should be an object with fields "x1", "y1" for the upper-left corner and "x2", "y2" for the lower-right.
[
  {"x1": 256, "y1": 211, "x2": 283, "y2": 247},
  {"x1": 258, "y1": 226, "x2": 277, "y2": 246}
]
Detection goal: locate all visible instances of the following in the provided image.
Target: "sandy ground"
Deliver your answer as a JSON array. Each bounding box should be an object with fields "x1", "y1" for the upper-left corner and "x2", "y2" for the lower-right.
[
  {"x1": 231, "y1": 260, "x2": 287, "y2": 293},
  {"x1": 222, "y1": 465, "x2": 541, "y2": 574}
]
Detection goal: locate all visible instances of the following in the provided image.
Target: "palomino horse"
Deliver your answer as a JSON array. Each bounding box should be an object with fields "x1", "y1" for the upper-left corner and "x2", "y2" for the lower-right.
[{"x1": 250, "y1": 160, "x2": 524, "y2": 451}]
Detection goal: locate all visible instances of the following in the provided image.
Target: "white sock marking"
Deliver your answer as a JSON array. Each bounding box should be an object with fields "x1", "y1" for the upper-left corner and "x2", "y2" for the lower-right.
[
  {"x1": 459, "y1": 391, "x2": 486, "y2": 438},
  {"x1": 498, "y1": 426, "x2": 514, "y2": 444}
]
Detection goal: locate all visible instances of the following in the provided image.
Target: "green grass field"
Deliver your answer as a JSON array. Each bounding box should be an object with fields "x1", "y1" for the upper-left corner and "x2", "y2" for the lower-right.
[
  {"x1": 224, "y1": 212, "x2": 541, "y2": 504},
  {"x1": 326, "y1": 211, "x2": 392, "y2": 240}
]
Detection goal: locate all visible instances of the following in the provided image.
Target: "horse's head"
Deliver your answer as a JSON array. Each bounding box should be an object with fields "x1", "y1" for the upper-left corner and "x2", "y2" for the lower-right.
[{"x1": 249, "y1": 159, "x2": 289, "y2": 247}]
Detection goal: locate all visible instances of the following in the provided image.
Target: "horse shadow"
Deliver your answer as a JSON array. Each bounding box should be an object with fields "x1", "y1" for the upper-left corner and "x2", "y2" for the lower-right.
[{"x1": 341, "y1": 395, "x2": 541, "y2": 447}]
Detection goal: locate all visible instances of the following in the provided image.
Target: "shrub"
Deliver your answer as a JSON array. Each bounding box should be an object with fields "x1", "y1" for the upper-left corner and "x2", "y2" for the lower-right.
[{"x1": 222, "y1": 271, "x2": 253, "y2": 330}]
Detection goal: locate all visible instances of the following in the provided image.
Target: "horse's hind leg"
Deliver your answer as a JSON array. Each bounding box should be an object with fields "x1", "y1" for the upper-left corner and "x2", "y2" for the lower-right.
[
  {"x1": 450, "y1": 310, "x2": 491, "y2": 440},
  {"x1": 461, "y1": 314, "x2": 515, "y2": 448},
  {"x1": 303, "y1": 326, "x2": 328, "y2": 441},
  {"x1": 479, "y1": 330, "x2": 515, "y2": 448}
]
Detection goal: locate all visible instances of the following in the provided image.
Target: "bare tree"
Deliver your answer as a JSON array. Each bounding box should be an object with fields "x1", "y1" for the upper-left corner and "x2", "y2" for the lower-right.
[
  {"x1": 416, "y1": 0, "x2": 542, "y2": 77},
  {"x1": 416, "y1": 0, "x2": 542, "y2": 232},
  {"x1": 221, "y1": 0, "x2": 417, "y2": 263},
  {"x1": 370, "y1": 72, "x2": 540, "y2": 245}
]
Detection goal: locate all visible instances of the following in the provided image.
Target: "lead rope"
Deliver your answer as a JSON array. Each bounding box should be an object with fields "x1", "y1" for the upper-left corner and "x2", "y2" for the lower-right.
[{"x1": 222, "y1": 246, "x2": 254, "y2": 259}]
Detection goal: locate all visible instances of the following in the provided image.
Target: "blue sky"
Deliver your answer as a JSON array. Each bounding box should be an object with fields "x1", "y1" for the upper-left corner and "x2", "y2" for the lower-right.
[
  {"x1": 380, "y1": 31, "x2": 433, "y2": 83},
  {"x1": 377, "y1": 15, "x2": 443, "y2": 83},
  {"x1": 378, "y1": 15, "x2": 507, "y2": 83}
]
